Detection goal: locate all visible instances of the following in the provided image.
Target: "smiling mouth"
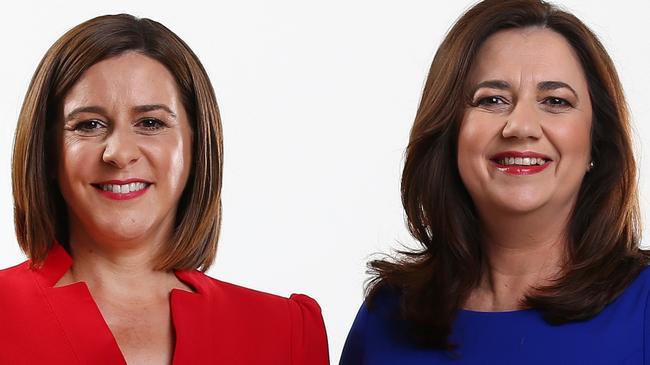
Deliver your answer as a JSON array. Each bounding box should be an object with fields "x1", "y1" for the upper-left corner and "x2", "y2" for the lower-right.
[
  {"x1": 490, "y1": 152, "x2": 552, "y2": 175},
  {"x1": 90, "y1": 180, "x2": 153, "y2": 200},
  {"x1": 495, "y1": 156, "x2": 548, "y2": 166},
  {"x1": 93, "y1": 182, "x2": 150, "y2": 194}
]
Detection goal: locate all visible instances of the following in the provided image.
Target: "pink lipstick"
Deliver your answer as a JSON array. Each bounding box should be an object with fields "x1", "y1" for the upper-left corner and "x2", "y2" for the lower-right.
[{"x1": 92, "y1": 179, "x2": 152, "y2": 201}]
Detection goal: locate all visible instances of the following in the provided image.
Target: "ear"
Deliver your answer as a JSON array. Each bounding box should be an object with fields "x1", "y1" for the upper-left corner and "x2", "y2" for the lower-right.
[{"x1": 587, "y1": 160, "x2": 595, "y2": 172}]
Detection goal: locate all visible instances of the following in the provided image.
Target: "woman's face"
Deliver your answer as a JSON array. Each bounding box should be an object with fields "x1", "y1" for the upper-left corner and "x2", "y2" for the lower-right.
[
  {"x1": 58, "y1": 52, "x2": 192, "y2": 245},
  {"x1": 457, "y1": 27, "x2": 592, "y2": 217}
]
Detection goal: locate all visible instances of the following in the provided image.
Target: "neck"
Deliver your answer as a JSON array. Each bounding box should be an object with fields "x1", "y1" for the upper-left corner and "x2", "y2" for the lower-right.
[
  {"x1": 465, "y1": 203, "x2": 571, "y2": 311},
  {"x1": 60, "y1": 225, "x2": 179, "y2": 298}
]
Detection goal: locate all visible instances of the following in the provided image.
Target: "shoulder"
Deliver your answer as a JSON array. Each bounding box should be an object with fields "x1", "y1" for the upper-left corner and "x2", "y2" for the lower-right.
[
  {"x1": 364, "y1": 285, "x2": 402, "y2": 320},
  {"x1": 340, "y1": 286, "x2": 404, "y2": 364},
  {"x1": 343, "y1": 285, "x2": 403, "y2": 336},
  {"x1": 615, "y1": 265, "x2": 650, "y2": 308},
  {"x1": 579, "y1": 265, "x2": 650, "y2": 332},
  {"x1": 0, "y1": 260, "x2": 33, "y2": 293},
  {"x1": 189, "y1": 271, "x2": 326, "y2": 326},
  {"x1": 638, "y1": 266, "x2": 650, "y2": 363},
  {"x1": 631, "y1": 265, "x2": 650, "y2": 287},
  {"x1": 0, "y1": 259, "x2": 31, "y2": 277},
  {"x1": 175, "y1": 270, "x2": 329, "y2": 364},
  {"x1": 0, "y1": 260, "x2": 52, "y2": 333},
  {"x1": 629, "y1": 265, "x2": 650, "y2": 309},
  {"x1": 178, "y1": 270, "x2": 317, "y2": 311}
]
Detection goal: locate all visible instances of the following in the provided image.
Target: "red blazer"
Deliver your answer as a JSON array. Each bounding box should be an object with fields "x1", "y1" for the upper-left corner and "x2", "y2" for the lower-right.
[{"x1": 0, "y1": 244, "x2": 329, "y2": 364}]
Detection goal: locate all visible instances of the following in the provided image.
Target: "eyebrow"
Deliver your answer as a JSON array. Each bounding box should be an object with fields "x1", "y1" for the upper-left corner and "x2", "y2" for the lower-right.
[
  {"x1": 472, "y1": 80, "x2": 511, "y2": 94},
  {"x1": 132, "y1": 104, "x2": 177, "y2": 118},
  {"x1": 471, "y1": 79, "x2": 578, "y2": 99},
  {"x1": 64, "y1": 106, "x2": 106, "y2": 122},
  {"x1": 65, "y1": 104, "x2": 177, "y2": 122},
  {"x1": 537, "y1": 81, "x2": 578, "y2": 99}
]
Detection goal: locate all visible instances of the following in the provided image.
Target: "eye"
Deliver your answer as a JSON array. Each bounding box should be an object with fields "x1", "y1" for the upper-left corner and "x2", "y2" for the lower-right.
[
  {"x1": 542, "y1": 97, "x2": 572, "y2": 108},
  {"x1": 137, "y1": 118, "x2": 166, "y2": 132},
  {"x1": 475, "y1": 96, "x2": 508, "y2": 107},
  {"x1": 73, "y1": 119, "x2": 106, "y2": 135}
]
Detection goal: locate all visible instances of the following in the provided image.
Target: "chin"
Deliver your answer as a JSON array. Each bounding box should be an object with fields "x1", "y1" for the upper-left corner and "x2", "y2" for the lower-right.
[
  {"x1": 102, "y1": 229, "x2": 151, "y2": 243},
  {"x1": 91, "y1": 218, "x2": 157, "y2": 243},
  {"x1": 500, "y1": 201, "x2": 551, "y2": 215},
  {"x1": 488, "y1": 191, "x2": 550, "y2": 215},
  {"x1": 497, "y1": 202, "x2": 547, "y2": 215}
]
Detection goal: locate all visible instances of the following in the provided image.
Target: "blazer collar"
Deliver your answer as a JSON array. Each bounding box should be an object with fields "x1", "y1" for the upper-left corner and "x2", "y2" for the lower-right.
[
  {"x1": 32, "y1": 242, "x2": 73, "y2": 288},
  {"x1": 31, "y1": 242, "x2": 215, "y2": 364}
]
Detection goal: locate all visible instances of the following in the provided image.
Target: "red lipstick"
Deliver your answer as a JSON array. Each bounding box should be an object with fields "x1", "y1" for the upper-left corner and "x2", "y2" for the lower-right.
[{"x1": 490, "y1": 151, "x2": 552, "y2": 175}]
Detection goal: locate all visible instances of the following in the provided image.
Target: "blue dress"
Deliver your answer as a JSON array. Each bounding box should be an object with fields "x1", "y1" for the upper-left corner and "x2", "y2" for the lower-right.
[{"x1": 340, "y1": 268, "x2": 650, "y2": 364}]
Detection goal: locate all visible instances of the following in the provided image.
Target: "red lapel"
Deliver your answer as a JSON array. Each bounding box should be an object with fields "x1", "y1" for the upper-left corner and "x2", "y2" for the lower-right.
[
  {"x1": 32, "y1": 244, "x2": 127, "y2": 365},
  {"x1": 170, "y1": 270, "x2": 217, "y2": 363},
  {"x1": 31, "y1": 243, "x2": 214, "y2": 365}
]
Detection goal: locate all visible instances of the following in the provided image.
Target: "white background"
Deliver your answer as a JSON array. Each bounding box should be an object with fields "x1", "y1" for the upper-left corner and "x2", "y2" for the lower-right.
[{"x1": 1, "y1": 1, "x2": 648, "y2": 362}]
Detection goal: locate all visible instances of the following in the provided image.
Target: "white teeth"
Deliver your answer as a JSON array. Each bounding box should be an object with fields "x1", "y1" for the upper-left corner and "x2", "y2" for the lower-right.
[
  {"x1": 498, "y1": 157, "x2": 547, "y2": 166},
  {"x1": 99, "y1": 182, "x2": 148, "y2": 194}
]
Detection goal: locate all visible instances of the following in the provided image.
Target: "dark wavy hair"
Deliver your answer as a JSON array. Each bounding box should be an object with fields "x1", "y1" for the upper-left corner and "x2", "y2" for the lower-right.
[{"x1": 367, "y1": 0, "x2": 650, "y2": 350}]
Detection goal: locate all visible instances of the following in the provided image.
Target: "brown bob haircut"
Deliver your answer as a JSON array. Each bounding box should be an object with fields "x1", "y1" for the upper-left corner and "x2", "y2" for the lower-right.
[
  {"x1": 12, "y1": 14, "x2": 223, "y2": 272},
  {"x1": 368, "y1": 0, "x2": 650, "y2": 350}
]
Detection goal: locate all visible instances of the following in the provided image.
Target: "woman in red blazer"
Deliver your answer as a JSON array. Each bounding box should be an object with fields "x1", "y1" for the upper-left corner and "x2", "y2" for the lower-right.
[{"x1": 0, "y1": 14, "x2": 328, "y2": 365}]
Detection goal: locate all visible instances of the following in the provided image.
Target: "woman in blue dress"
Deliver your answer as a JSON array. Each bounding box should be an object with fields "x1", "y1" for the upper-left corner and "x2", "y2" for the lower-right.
[{"x1": 340, "y1": 0, "x2": 650, "y2": 364}]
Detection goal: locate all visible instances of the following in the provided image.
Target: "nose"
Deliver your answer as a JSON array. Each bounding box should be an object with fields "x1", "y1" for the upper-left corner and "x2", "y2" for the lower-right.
[
  {"x1": 501, "y1": 101, "x2": 543, "y2": 140},
  {"x1": 102, "y1": 127, "x2": 141, "y2": 169}
]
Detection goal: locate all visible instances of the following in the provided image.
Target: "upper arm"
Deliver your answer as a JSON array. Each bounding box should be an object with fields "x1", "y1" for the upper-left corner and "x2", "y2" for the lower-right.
[{"x1": 288, "y1": 294, "x2": 329, "y2": 365}]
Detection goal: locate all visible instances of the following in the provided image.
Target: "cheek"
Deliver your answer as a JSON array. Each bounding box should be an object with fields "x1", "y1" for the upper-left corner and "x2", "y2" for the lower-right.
[
  {"x1": 457, "y1": 114, "x2": 501, "y2": 179},
  {"x1": 458, "y1": 122, "x2": 485, "y2": 160},
  {"x1": 548, "y1": 115, "x2": 592, "y2": 162},
  {"x1": 58, "y1": 137, "x2": 94, "y2": 183},
  {"x1": 148, "y1": 133, "x2": 192, "y2": 193}
]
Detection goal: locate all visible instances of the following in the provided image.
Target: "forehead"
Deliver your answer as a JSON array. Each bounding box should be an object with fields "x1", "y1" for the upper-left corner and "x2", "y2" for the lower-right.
[
  {"x1": 62, "y1": 52, "x2": 182, "y2": 111},
  {"x1": 468, "y1": 27, "x2": 588, "y2": 88}
]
